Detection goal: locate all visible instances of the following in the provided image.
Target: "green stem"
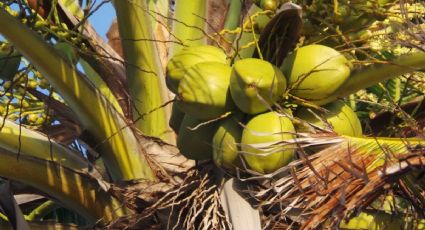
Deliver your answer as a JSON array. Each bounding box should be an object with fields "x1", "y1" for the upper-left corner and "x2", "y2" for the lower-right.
[
  {"x1": 114, "y1": 0, "x2": 172, "y2": 143},
  {"x1": 25, "y1": 200, "x2": 60, "y2": 221},
  {"x1": 0, "y1": 8, "x2": 156, "y2": 181}
]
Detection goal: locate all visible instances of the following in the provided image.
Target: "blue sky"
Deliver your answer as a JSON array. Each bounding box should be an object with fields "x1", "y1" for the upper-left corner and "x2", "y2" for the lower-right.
[{"x1": 88, "y1": 1, "x2": 116, "y2": 40}]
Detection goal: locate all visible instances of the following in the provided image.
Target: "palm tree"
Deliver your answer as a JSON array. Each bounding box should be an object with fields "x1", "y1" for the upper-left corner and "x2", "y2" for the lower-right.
[{"x1": 0, "y1": 0, "x2": 424, "y2": 229}]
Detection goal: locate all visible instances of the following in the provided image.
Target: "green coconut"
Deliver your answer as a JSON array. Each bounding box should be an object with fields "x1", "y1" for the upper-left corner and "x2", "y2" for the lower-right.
[
  {"x1": 296, "y1": 100, "x2": 362, "y2": 137},
  {"x1": 212, "y1": 115, "x2": 243, "y2": 170},
  {"x1": 0, "y1": 44, "x2": 21, "y2": 81},
  {"x1": 166, "y1": 45, "x2": 228, "y2": 93},
  {"x1": 169, "y1": 100, "x2": 185, "y2": 134},
  {"x1": 230, "y1": 58, "x2": 286, "y2": 115},
  {"x1": 281, "y1": 45, "x2": 351, "y2": 105},
  {"x1": 241, "y1": 111, "x2": 295, "y2": 174},
  {"x1": 177, "y1": 62, "x2": 234, "y2": 120},
  {"x1": 177, "y1": 115, "x2": 217, "y2": 160}
]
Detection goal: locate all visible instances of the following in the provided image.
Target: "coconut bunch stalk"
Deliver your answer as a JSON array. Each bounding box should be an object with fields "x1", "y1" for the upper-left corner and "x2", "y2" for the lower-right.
[
  {"x1": 241, "y1": 134, "x2": 425, "y2": 229},
  {"x1": 101, "y1": 163, "x2": 232, "y2": 230}
]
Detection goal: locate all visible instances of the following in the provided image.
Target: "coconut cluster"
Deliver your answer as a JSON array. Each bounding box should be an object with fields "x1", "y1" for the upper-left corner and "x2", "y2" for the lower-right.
[{"x1": 167, "y1": 44, "x2": 362, "y2": 174}]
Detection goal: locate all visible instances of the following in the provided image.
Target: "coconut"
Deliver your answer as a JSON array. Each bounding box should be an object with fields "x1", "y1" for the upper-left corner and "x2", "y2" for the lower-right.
[
  {"x1": 169, "y1": 100, "x2": 185, "y2": 134},
  {"x1": 281, "y1": 45, "x2": 351, "y2": 105},
  {"x1": 296, "y1": 100, "x2": 362, "y2": 137},
  {"x1": 241, "y1": 111, "x2": 295, "y2": 174},
  {"x1": 177, "y1": 115, "x2": 217, "y2": 160},
  {"x1": 177, "y1": 62, "x2": 234, "y2": 120},
  {"x1": 212, "y1": 115, "x2": 244, "y2": 170},
  {"x1": 230, "y1": 58, "x2": 286, "y2": 115},
  {"x1": 166, "y1": 45, "x2": 227, "y2": 93}
]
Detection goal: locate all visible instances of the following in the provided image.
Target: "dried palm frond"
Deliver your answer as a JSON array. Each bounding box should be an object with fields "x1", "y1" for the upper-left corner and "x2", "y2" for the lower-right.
[{"x1": 241, "y1": 135, "x2": 425, "y2": 229}]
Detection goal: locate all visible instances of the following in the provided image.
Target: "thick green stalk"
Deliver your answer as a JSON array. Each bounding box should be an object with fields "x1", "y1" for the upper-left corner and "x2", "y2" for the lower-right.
[
  {"x1": 79, "y1": 59, "x2": 124, "y2": 115},
  {"x1": 0, "y1": 9, "x2": 155, "y2": 181},
  {"x1": 147, "y1": 0, "x2": 169, "y2": 30},
  {"x1": 0, "y1": 117, "x2": 89, "y2": 170},
  {"x1": 224, "y1": 0, "x2": 242, "y2": 30},
  {"x1": 169, "y1": 0, "x2": 207, "y2": 56},
  {"x1": 324, "y1": 52, "x2": 425, "y2": 104},
  {"x1": 114, "y1": 0, "x2": 172, "y2": 143},
  {"x1": 232, "y1": 5, "x2": 262, "y2": 61},
  {"x1": 223, "y1": 0, "x2": 242, "y2": 46},
  {"x1": 0, "y1": 148, "x2": 127, "y2": 224}
]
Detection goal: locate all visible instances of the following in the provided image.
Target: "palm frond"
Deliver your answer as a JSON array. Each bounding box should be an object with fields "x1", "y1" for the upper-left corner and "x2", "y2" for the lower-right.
[{"x1": 246, "y1": 135, "x2": 425, "y2": 229}]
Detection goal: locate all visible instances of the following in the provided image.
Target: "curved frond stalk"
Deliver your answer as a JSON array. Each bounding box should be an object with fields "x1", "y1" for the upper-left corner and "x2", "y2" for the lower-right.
[
  {"x1": 0, "y1": 117, "x2": 88, "y2": 171},
  {"x1": 0, "y1": 9, "x2": 155, "y2": 181},
  {"x1": 169, "y1": 0, "x2": 207, "y2": 56},
  {"x1": 79, "y1": 59, "x2": 124, "y2": 115},
  {"x1": 25, "y1": 200, "x2": 60, "y2": 221},
  {"x1": 0, "y1": 148, "x2": 128, "y2": 224},
  {"x1": 321, "y1": 52, "x2": 425, "y2": 104},
  {"x1": 256, "y1": 135, "x2": 425, "y2": 229},
  {"x1": 114, "y1": 0, "x2": 173, "y2": 143}
]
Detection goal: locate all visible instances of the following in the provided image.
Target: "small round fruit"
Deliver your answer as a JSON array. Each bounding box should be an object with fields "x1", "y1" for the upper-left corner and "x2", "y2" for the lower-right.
[
  {"x1": 260, "y1": 0, "x2": 278, "y2": 11},
  {"x1": 2, "y1": 81, "x2": 12, "y2": 89},
  {"x1": 27, "y1": 114, "x2": 38, "y2": 123},
  {"x1": 166, "y1": 45, "x2": 227, "y2": 93},
  {"x1": 177, "y1": 115, "x2": 217, "y2": 160},
  {"x1": 212, "y1": 115, "x2": 243, "y2": 170},
  {"x1": 296, "y1": 100, "x2": 362, "y2": 137},
  {"x1": 230, "y1": 58, "x2": 286, "y2": 115},
  {"x1": 281, "y1": 45, "x2": 351, "y2": 105},
  {"x1": 178, "y1": 62, "x2": 234, "y2": 120},
  {"x1": 241, "y1": 111, "x2": 295, "y2": 174},
  {"x1": 27, "y1": 80, "x2": 38, "y2": 89}
]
